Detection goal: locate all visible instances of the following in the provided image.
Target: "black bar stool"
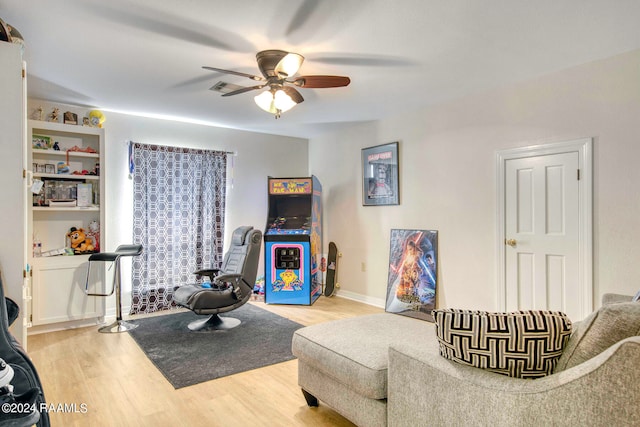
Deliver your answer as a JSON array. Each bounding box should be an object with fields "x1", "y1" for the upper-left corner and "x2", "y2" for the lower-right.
[{"x1": 85, "y1": 244, "x2": 143, "y2": 333}]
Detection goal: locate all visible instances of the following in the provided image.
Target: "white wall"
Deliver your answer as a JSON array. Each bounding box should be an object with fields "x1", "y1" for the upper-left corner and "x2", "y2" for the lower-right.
[
  {"x1": 27, "y1": 100, "x2": 308, "y2": 315},
  {"x1": 310, "y1": 48, "x2": 640, "y2": 311}
]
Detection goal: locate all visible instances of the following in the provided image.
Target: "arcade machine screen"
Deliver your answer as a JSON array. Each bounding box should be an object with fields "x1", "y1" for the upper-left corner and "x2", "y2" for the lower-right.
[{"x1": 266, "y1": 197, "x2": 311, "y2": 235}]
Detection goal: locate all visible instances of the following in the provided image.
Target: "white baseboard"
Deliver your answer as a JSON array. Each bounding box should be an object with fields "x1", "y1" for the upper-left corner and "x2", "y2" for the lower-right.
[
  {"x1": 28, "y1": 317, "x2": 105, "y2": 335},
  {"x1": 335, "y1": 290, "x2": 385, "y2": 308}
]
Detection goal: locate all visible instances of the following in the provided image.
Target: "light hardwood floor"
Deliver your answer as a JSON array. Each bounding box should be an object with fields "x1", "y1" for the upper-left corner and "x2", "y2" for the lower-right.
[{"x1": 27, "y1": 296, "x2": 383, "y2": 426}]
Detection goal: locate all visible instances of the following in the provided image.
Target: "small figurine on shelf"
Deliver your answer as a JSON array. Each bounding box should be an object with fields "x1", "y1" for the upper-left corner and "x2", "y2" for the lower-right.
[
  {"x1": 87, "y1": 220, "x2": 100, "y2": 252},
  {"x1": 48, "y1": 108, "x2": 59, "y2": 123},
  {"x1": 32, "y1": 234, "x2": 41, "y2": 257},
  {"x1": 31, "y1": 106, "x2": 44, "y2": 121},
  {"x1": 53, "y1": 142, "x2": 60, "y2": 151},
  {"x1": 66, "y1": 227, "x2": 95, "y2": 254}
]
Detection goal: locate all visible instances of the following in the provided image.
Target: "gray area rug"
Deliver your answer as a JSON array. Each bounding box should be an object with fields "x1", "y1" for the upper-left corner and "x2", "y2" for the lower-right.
[{"x1": 128, "y1": 304, "x2": 303, "y2": 389}]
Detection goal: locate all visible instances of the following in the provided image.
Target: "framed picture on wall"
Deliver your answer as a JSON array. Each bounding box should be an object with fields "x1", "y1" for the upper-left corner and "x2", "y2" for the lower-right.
[
  {"x1": 385, "y1": 229, "x2": 438, "y2": 322},
  {"x1": 362, "y1": 142, "x2": 399, "y2": 206}
]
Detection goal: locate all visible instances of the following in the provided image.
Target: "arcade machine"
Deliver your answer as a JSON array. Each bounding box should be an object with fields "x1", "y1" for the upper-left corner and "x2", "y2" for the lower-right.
[{"x1": 264, "y1": 176, "x2": 322, "y2": 305}]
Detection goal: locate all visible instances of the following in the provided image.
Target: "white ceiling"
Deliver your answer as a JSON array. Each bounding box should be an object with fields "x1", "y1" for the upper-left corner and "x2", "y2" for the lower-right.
[{"x1": 2, "y1": 0, "x2": 640, "y2": 139}]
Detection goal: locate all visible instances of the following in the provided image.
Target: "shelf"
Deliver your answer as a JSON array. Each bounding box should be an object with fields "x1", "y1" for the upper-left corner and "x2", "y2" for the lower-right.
[
  {"x1": 29, "y1": 119, "x2": 104, "y2": 136},
  {"x1": 33, "y1": 206, "x2": 100, "y2": 212},
  {"x1": 32, "y1": 149, "x2": 99, "y2": 158},
  {"x1": 31, "y1": 253, "x2": 90, "y2": 268},
  {"x1": 33, "y1": 172, "x2": 99, "y2": 181}
]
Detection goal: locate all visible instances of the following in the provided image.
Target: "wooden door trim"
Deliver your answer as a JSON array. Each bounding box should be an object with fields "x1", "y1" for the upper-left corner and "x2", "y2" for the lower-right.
[{"x1": 495, "y1": 138, "x2": 593, "y2": 318}]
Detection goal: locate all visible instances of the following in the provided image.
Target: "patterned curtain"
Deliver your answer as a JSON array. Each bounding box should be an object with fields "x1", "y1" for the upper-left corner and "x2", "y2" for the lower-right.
[{"x1": 130, "y1": 142, "x2": 227, "y2": 314}]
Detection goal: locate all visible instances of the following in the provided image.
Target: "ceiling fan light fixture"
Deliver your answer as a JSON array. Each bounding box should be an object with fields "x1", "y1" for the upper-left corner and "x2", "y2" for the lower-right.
[
  {"x1": 275, "y1": 52, "x2": 304, "y2": 77},
  {"x1": 254, "y1": 90, "x2": 278, "y2": 114},
  {"x1": 274, "y1": 89, "x2": 297, "y2": 112},
  {"x1": 254, "y1": 89, "x2": 298, "y2": 117}
]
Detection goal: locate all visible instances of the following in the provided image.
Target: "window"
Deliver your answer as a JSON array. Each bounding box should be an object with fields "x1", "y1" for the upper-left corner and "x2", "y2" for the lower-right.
[{"x1": 130, "y1": 142, "x2": 227, "y2": 314}]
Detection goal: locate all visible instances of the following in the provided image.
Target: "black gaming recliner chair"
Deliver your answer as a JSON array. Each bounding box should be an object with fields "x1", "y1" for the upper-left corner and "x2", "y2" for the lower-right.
[{"x1": 173, "y1": 225, "x2": 262, "y2": 331}]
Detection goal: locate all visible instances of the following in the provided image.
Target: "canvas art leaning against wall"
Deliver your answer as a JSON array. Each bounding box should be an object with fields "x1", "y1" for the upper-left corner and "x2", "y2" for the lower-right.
[{"x1": 385, "y1": 229, "x2": 438, "y2": 321}]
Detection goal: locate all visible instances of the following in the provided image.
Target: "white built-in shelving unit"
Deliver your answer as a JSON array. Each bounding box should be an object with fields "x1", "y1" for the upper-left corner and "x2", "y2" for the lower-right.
[{"x1": 27, "y1": 119, "x2": 106, "y2": 328}]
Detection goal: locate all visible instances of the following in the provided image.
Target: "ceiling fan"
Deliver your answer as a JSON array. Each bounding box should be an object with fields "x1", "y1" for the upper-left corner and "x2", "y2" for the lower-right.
[{"x1": 204, "y1": 49, "x2": 351, "y2": 118}]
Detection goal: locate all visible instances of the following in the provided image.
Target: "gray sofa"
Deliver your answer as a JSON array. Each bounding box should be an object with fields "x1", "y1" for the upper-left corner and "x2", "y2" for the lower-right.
[{"x1": 292, "y1": 294, "x2": 640, "y2": 426}]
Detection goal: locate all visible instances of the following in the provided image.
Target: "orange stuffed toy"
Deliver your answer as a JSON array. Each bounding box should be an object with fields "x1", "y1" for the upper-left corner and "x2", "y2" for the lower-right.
[{"x1": 67, "y1": 227, "x2": 95, "y2": 254}]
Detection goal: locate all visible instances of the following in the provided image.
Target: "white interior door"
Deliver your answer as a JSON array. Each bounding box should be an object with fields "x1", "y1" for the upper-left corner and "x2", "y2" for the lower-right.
[
  {"x1": 497, "y1": 139, "x2": 593, "y2": 321},
  {"x1": 505, "y1": 152, "x2": 579, "y2": 315}
]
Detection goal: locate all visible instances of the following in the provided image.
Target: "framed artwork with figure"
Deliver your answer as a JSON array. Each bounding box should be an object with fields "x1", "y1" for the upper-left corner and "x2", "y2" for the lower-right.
[{"x1": 362, "y1": 142, "x2": 399, "y2": 206}]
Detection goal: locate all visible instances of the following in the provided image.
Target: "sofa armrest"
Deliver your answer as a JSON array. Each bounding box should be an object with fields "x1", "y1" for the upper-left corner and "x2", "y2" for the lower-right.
[{"x1": 388, "y1": 337, "x2": 640, "y2": 427}]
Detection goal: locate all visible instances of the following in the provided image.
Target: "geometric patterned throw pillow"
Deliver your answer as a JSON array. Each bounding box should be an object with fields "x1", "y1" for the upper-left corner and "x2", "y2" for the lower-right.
[{"x1": 432, "y1": 309, "x2": 572, "y2": 379}]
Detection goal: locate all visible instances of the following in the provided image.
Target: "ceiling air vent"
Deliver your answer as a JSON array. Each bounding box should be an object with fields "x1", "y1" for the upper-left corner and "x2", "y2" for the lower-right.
[{"x1": 209, "y1": 81, "x2": 245, "y2": 94}]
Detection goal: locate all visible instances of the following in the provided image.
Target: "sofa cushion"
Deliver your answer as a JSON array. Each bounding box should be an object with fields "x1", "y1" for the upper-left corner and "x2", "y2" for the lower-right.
[
  {"x1": 433, "y1": 309, "x2": 572, "y2": 378},
  {"x1": 292, "y1": 313, "x2": 438, "y2": 400},
  {"x1": 554, "y1": 301, "x2": 640, "y2": 372}
]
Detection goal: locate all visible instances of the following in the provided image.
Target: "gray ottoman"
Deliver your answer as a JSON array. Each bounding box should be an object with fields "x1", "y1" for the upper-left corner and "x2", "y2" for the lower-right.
[{"x1": 292, "y1": 313, "x2": 437, "y2": 427}]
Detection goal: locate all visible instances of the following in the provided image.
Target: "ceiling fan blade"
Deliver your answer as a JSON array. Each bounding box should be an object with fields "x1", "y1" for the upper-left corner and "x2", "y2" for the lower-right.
[
  {"x1": 281, "y1": 86, "x2": 304, "y2": 104},
  {"x1": 221, "y1": 84, "x2": 266, "y2": 97},
  {"x1": 285, "y1": 0, "x2": 322, "y2": 36},
  {"x1": 309, "y1": 53, "x2": 416, "y2": 67},
  {"x1": 202, "y1": 66, "x2": 265, "y2": 81},
  {"x1": 291, "y1": 75, "x2": 351, "y2": 88},
  {"x1": 77, "y1": 3, "x2": 255, "y2": 52}
]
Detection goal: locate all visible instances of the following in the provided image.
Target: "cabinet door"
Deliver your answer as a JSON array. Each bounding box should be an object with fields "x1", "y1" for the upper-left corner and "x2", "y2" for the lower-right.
[
  {"x1": 0, "y1": 43, "x2": 27, "y2": 344},
  {"x1": 31, "y1": 256, "x2": 101, "y2": 325}
]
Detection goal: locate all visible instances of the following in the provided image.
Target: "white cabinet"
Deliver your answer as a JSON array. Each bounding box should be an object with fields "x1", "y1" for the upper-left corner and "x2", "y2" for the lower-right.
[
  {"x1": 27, "y1": 120, "x2": 105, "y2": 328},
  {"x1": 30, "y1": 255, "x2": 102, "y2": 325}
]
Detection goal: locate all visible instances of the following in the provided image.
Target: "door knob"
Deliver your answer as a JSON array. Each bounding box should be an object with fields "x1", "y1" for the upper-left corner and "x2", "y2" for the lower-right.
[{"x1": 505, "y1": 239, "x2": 517, "y2": 247}]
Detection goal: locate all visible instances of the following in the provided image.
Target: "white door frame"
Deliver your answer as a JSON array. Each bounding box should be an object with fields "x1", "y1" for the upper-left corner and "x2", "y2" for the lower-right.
[{"x1": 496, "y1": 138, "x2": 593, "y2": 317}]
